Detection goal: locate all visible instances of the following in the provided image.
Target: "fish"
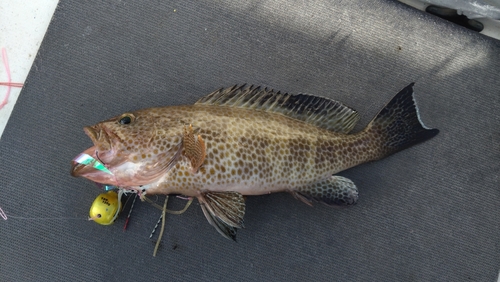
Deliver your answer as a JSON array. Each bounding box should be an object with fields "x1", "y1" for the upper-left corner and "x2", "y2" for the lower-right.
[{"x1": 71, "y1": 83, "x2": 439, "y2": 240}]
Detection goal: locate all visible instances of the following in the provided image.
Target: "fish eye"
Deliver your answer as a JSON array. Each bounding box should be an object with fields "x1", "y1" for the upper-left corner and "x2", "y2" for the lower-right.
[
  {"x1": 119, "y1": 114, "x2": 135, "y2": 125},
  {"x1": 120, "y1": 116, "x2": 131, "y2": 125}
]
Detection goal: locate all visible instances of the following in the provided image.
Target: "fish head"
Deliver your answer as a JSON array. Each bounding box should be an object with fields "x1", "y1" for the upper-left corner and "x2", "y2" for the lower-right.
[{"x1": 71, "y1": 110, "x2": 183, "y2": 187}]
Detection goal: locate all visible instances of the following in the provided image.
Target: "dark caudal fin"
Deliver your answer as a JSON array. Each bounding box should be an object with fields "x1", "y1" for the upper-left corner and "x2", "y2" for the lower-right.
[{"x1": 365, "y1": 83, "x2": 439, "y2": 157}]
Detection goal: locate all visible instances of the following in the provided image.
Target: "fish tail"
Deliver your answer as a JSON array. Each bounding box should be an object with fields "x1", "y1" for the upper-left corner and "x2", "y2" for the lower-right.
[{"x1": 364, "y1": 83, "x2": 439, "y2": 158}]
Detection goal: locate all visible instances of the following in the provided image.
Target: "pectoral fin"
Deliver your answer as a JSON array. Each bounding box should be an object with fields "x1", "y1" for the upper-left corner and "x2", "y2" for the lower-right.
[
  {"x1": 183, "y1": 124, "x2": 206, "y2": 173},
  {"x1": 292, "y1": 176, "x2": 359, "y2": 207},
  {"x1": 197, "y1": 191, "x2": 246, "y2": 241}
]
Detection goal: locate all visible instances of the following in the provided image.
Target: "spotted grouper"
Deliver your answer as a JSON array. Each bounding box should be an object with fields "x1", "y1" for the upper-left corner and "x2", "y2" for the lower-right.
[{"x1": 71, "y1": 83, "x2": 439, "y2": 240}]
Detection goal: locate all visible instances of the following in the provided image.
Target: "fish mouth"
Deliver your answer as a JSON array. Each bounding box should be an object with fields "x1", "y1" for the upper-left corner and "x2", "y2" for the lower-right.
[
  {"x1": 84, "y1": 126, "x2": 111, "y2": 151},
  {"x1": 70, "y1": 125, "x2": 118, "y2": 181},
  {"x1": 70, "y1": 145, "x2": 119, "y2": 185},
  {"x1": 83, "y1": 126, "x2": 99, "y2": 144},
  {"x1": 70, "y1": 146, "x2": 99, "y2": 177}
]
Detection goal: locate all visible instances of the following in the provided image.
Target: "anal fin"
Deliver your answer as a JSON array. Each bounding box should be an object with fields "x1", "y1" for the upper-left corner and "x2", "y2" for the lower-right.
[
  {"x1": 197, "y1": 191, "x2": 246, "y2": 241},
  {"x1": 293, "y1": 176, "x2": 359, "y2": 207}
]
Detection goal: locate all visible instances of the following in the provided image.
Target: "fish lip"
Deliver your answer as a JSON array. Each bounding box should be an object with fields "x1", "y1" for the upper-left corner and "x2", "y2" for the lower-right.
[
  {"x1": 84, "y1": 125, "x2": 109, "y2": 148},
  {"x1": 70, "y1": 145, "x2": 98, "y2": 177},
  {"x1": 70, "y1": 162, "x2": 83, "y2": 177},
  {"x1": 70, "y1": 145, "x2": 118, "y2": 184},
  {"x1": 83, "y1": 126, "x2": 99, "y2": 144},
  {"x1": 71, "y1": 125, "x2": 124, "y2": 180},
  {"x1": 71, "y1": 126, "x2": 98, "y2": 178},
  {"x1": 71, "y1": 162, "x2": 89, "y2": 177},
  {"x1": 84, "y1": 125, "x2": 118, "y2": 153},
  {"x1": 71, "y1": 125, "x2": 113, "y2": 179}
]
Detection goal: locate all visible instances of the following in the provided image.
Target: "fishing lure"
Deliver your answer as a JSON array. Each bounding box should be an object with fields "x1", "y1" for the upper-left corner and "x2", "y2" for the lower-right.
[
  {"x1": 73, "y1": 153, "x2": 122, "y2": 225},
  {"x1": 88, "y1": 190, "x2": 122, "y2": 225},
  {"x1": 75, "y1": 152, "x2": 196, "y2": 256}
]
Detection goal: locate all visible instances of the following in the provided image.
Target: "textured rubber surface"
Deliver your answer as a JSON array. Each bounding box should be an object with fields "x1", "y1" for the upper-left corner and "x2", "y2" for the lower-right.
[{"x1": 0, "y1": 0, "x2": 499, "y2": 281}]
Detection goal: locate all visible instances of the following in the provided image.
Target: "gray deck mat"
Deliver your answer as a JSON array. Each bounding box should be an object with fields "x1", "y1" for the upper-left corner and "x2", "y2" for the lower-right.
[{"x1": 1, "y1": 0, "x2": 499, "y2": 281}]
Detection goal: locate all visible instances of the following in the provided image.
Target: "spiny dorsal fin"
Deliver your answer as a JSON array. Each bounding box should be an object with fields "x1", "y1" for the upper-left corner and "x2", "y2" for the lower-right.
[{"x1": 195, "y1": 85, "x2": 360, "y2": 134}]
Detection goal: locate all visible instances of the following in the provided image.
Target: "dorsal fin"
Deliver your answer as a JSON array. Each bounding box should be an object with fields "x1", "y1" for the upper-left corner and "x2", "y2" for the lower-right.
[{"x1": 195, "y1": 85, "x2": 360, "y2": 133}]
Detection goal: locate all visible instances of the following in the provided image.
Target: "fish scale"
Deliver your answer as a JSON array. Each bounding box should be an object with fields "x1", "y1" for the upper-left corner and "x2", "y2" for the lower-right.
[
  {"x1": 71, "y1": 83, "x2": 438, "y2": 240},
  {"x1": 145, "y1": 106, "x2": 353, "y2": 195}
]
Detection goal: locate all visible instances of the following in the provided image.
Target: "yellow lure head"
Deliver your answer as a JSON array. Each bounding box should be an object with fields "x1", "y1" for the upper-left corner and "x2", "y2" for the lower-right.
[{"x1": 89, "y1": 190, "x2": 122, "y2": 225}]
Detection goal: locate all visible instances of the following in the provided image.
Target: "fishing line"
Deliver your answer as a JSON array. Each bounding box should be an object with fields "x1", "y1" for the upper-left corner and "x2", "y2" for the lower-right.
[
  {"x1": 0, "y1": 195, "x2": 190, "y2": 222},
  {"x1": 0, "y1": 203, "x2": 87, "y2": 221},
  {"x1": 0, "y1": 48, "x2": 22, "y2": 109},
  {"x1": 0, "y1": 48, "x2": 12, "y2": 109},
  {"x1": 95, "y1": 150, "x2": 103, "y2": 164},
  {"x1": 0, "y1": 156, "x2": 107, "y2": 222},
  {"x1": 153, "y1": 195, "x2": 168, "y2": 257},
  {"x1": 2, "y1": 155, "x2": 191, "y2": 233},
  {"x1": 2, "y1": 215, "x2": 87, "y2": 220},
  {"x1": 149, "y1": 214, "x2": 163, "y2": 239},
  {"x1": 123, "y1": 193, "x2": 137, "y2": 230},
  {"x1": 0, "y1": 207, "x2": 8, "y2": 220},
  {"x1": 0, "y1": 82, "x2": 22, "y2": 87},
  {"x1": 143, "y1": 195, "x2": 193, "y2": 215}
]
